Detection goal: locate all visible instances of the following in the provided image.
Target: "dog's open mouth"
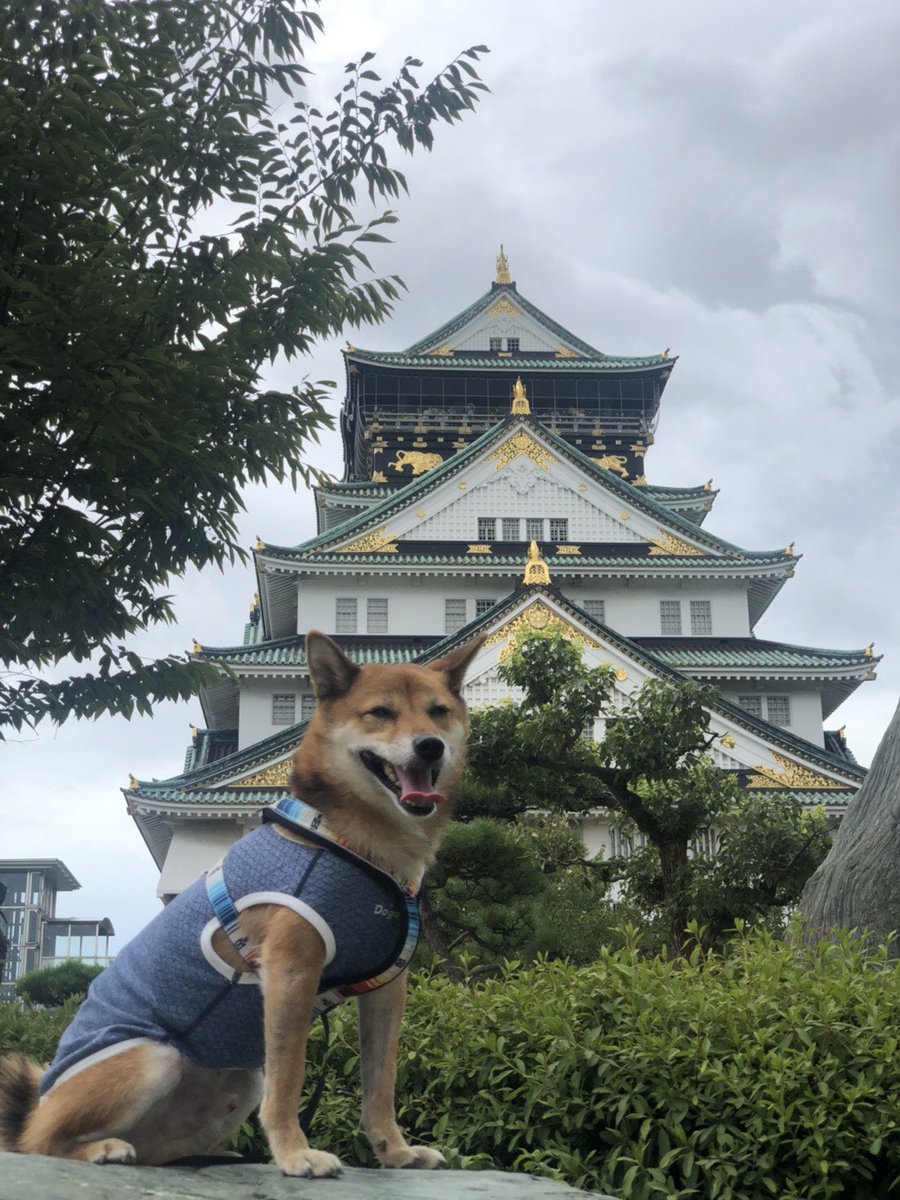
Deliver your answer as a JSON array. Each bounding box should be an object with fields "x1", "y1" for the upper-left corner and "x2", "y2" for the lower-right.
[{"x1": 359, "y1": 751, "x2": 446, "y2": 817}]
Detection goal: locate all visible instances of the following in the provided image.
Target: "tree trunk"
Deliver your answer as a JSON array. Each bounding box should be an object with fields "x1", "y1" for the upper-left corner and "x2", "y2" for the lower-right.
[
  {"x1": 797, "y1": 697, "x2": 900, "y2": 954},
  {"x1": 659, "y1": 838, "x2": 690, "y2": 956},
  {"x1": 417, "y1": 886, "x2": 465, "y2": 983}
]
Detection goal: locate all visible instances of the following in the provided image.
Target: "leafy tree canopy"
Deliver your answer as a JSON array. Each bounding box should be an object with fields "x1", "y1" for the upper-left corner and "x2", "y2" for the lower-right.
[
  {"x1": 435, "y1": 632, "x2": 829, "y2": 959},
  {"x1": 0, "y1": 0, "x2": 487, "y2": 734}
]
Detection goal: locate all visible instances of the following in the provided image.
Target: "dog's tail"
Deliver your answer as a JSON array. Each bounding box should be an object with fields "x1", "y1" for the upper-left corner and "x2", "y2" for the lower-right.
[{"x1": 0, "y1": 1053, "x2": 42, "y2": 1150}]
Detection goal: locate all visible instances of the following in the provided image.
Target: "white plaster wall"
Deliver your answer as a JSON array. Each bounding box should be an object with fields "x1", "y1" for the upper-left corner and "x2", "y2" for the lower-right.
[
  {"x1": 238, "y1": 677, "x2": 311, "y2": 749},
  {"x1": 294, "y1": 576, "x2": 752, "y2": 640},
  {"x1": 408, "y1": 472, "x2": 642, "y2": 543},
  {"x1": 452, "y1": 306, "x2": 561, "y2": 353},
  {"x1": 157, "y1": 821, "x2": 245, "y2": 898},
  {"x1": 564, "y1": 579, "x2": 752, "y2": 637},
  {"x1": 717, "y1": 685, "x2": 824, "y2": 747}
]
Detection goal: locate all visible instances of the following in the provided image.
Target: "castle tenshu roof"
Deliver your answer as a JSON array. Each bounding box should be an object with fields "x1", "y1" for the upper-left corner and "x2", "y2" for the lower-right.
[
  {"x1": 194, "y1": 633, "x2": 878, "y2": 674},
  {"x1": 180, "y1": 585, "x2": 867, "y2": 792},
  {"x1": 258, "y1": 415, "x2": 792, "y2": 565},
  {"x1": 377, "y1": 279, "x2": 673, "y2": 367}
]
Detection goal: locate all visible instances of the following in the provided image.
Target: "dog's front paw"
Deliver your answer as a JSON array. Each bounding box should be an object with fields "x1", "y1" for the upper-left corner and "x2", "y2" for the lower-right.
[
  {"x1": 382, "y1": 1145, "x2": 447, "y2": 1170},
  {"x1": 279, "y1": 1148, "x2": 343, "y2": 1178},
  {"x1": 84, "y1": 1138, "x2": 137, "y2": 1165}
]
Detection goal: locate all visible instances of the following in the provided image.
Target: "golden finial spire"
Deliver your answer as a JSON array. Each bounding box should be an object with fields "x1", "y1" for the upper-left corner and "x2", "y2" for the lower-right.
[
  {"x1": 496, "y1": 244, "x2": 511, "y2": 285},
  {"x1": 523, "y1": 540, "x2": 550, "y2": 586},
  {"x1": 864, "y1": 642, "x2": 875, "y2": 657},
  {"x1": 511, "y1": 377, "x2": 530, "y2": 415}
]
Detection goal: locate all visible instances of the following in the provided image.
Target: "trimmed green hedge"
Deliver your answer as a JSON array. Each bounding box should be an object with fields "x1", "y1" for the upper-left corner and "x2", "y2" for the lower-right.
[{"x1": 4, "y1": 934, "x2": 898, "y2": 1199}]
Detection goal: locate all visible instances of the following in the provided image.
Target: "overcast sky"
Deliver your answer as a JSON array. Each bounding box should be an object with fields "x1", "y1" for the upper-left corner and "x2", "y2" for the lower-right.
[{"x1": 4, "y1": 0, "x2": 899, "y2": 949}]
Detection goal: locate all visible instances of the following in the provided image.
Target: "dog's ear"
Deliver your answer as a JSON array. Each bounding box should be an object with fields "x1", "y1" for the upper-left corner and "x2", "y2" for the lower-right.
[
  {"x1": 429, "y1": 633, "x2": 487, "y2": 696},
  {"x1": 306, "y1": 631, "x2": 360, "y2": 701}
]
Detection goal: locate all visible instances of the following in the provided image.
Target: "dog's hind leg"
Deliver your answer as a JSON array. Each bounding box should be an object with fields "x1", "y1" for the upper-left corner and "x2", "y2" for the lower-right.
[
  {"x1": 20, "y1": 1043, "x2": 183, "y2": 1164},
  {"x1": 358, "y1": 971, "x2": 446, "y2": 1169}
]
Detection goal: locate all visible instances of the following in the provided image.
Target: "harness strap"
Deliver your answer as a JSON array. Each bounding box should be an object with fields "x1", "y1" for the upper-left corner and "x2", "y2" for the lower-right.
[{"x1": 205, "y1": 860, "x2": 260, "y2": 976}]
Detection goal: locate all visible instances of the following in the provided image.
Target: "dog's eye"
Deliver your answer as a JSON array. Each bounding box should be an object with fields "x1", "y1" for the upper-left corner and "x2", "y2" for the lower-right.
[
  {"x1": 367, "y1": 705, "x2": 395, "y2": 720},
  {"x1": 429, "y1": 704, "x2": 451, "y2": 719}
]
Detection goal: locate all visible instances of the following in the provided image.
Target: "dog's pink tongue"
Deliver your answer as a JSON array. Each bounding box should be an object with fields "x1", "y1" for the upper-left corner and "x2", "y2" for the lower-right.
[{"x1": 395, "y1": 764, "x2": 446, "y2": 807}]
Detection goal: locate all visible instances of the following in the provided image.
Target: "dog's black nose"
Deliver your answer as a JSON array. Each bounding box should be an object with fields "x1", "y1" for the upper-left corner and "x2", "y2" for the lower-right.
[{"x1": 414, "y1": 736, "x2": 445, "y2": 764}]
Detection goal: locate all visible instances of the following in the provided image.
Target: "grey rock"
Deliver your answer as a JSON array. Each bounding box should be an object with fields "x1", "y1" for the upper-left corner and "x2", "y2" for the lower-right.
[{"x1": 0, "y1": 1152, "x2": 615, "y2": 1200}]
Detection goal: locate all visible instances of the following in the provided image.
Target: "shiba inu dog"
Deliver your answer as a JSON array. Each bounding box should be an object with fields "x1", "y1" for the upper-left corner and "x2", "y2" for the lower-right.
[{"x1": 0, "y1": 631, "x2": 484, "y2": 1177}]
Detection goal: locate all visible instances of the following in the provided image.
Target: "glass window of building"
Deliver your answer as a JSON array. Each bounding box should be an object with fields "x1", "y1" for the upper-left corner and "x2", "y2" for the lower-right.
[
  {"x1": 690, "y1": 600, "x2": 712, "y2": 635},
  {"x1": 737, "y1": 695, "x2": 763, "y2": 718},
  {"x1": 445, "y1": 599, "x2": 467, "y2": 634},
  {"x1": 475, "y1": 598, "x2": 494, "y2": 617},
  {"x1": 367, "y1": 597, "x2": 388, "y2": 634},
  {"x1": 489, "y1": 337, "x2": 502, "y2": 352},
  {"x1": 549, "y1": 518, "x2": 569, "y2": 541},
  {"x1": 477, "y1": 517, "x2": 496, "y2": 541},
  {"x1": 335, "y1": 597, "x2": 357, "y2": 633},
  {"x1": 272, "y1": 693, "x2": 296, "y2": 725},
  {"x1": 660, "y1": 600, "x2": 682, "y2": 635},
  {"x1": 501, "y1": 517, "x2": 520, "y2": 540},
  {"x1": 525, "y1": 517, "x2": 544, "y2": 540},
  {"x1": 583, "y1": 598, "x2": 606, "y2": 623},
  {"x1": 766, "y1": 695, "x2": 792, "y2": 727},
  {"x1": 300, "y1": 694, "x2": 317, "y2": 722},
  {"x1": 506, "y1": 338, "x2": 520, "y2": 352}
]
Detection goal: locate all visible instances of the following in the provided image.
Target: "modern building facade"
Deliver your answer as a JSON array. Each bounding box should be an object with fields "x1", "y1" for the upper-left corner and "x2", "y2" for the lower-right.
[
  {"x1": 0, "y1": 859, "x2": 114, "y2": 1001},
  {"x1": 127, "y1": 252, "x2": 876, "y2": 898}
]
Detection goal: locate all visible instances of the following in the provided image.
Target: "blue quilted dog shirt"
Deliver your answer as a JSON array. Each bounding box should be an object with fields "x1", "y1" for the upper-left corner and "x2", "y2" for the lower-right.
[{"x1": 41, "y1": 809, "x2": 418, "y2": 1095}]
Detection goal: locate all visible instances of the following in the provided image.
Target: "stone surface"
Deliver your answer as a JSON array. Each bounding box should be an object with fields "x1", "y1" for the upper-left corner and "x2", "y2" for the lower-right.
[{"x1": 0, "y1": 1153, "x2": 614, "y2": 1199}]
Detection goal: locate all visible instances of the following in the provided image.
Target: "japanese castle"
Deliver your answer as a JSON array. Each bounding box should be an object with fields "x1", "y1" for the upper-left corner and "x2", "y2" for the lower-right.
[{"x1": 127, "y1": 250, "x2": 877, "y2": 900}]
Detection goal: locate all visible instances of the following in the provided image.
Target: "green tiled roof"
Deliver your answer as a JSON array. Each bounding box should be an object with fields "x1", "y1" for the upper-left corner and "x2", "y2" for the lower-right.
[
  {"x1": 274, "y1": 549, "x2": 791, "y2": 571},
  {"x1": 200, "y1": 637, "x2": 428, "y2": 667},
  {"x1": 645, "y1": 484, "x2": 717, "y2": 500},
  {"x1": 257, "y1": 415, "x2": 793, "y2": 564},
  {"x1": 637, "y1": 638, "x2": 878, "y2": 671},
  {"x1": 132, "y1": 787, "x2": 286, "y2": 807},
  {"x1": 198, "y1": 632, "x2": 875, "y2": 676},
  {"x1": 348, "y1": 350, "x2": 665, "y2": 371},
  {"x1": 397, "y1": 283, "x2": 671, "y2": 366}
]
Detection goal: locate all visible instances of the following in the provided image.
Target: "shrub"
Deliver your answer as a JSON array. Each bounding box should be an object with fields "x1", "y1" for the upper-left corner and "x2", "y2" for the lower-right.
[
  {"x1": 4, "y1": 933, "x2": 897, "y2": 1199},
  {"x1": 250, "y1": 930, "x2": 900, "y2": 1200},
  {"x1": 14, "y1": 960, "x2": 104, "y2": 1007},
  {"x1": 0, "y1": 996, "x2": 78, "y2": 1063}
]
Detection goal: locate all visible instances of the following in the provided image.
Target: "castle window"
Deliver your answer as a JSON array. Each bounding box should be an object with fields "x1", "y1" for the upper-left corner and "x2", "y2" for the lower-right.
[
  {"x1": 477, "y1": 517, "x2": 496, "y2": 541},
  {"x1": 475, "y1": 598, "x2": 494, "y2": 617},
  {"x1": 737, "y1": 695, "x2": 763, "y2": 719},
  {"x1": 335, "y1": 597, "x2": 357, "y2": 633},
  {"x1": 367, "y1": 597, "x2": 388, "y2": 634},
  {"x1": 272, "y1": 694, "x2": 296, "y2": 726},
  {"x1": 506, "y1": 338, "x2": 520, "y2": 352},
  {"x1": 765, "y1": 695, "x2": 792, "y2": 727},
  {"x1": 489, "y1": 337, "x2": 502, "y2": 352},
  {"x1": 583, "y1": 599, "x2": 605, "y2": 624},
  {"x1": 502, "y1": 517, "x2": 520, "y2": 540},
  {"x1": 300, "y1": 694, "x2": 317, "y2": 722},
  {"x1": 549, "y1": 518, "x2": 569, "y2": 541},
  {"x1": 525, "y1": 517, "x2": 544, "y2": 540},
  {"x1": 660, "y1": 600, "x2": 682, "y2": 635},
  {"x1": 690, "y1": 600, "x2": 712, "y2": 635},
  {"x1": 445, "y1": 599, "x2": 467, "y2": 634}
]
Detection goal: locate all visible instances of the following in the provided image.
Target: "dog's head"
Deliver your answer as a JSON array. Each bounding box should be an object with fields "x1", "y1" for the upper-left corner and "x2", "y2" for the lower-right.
[{"x1": 291, "y1": 632, "x2": 484, "y2": 845}]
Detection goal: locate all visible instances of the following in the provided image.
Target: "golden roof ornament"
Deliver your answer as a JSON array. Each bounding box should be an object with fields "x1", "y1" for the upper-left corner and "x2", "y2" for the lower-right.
[
  {"x1": 785, "y1": 542, "x2": 795, "y2": 557},
  {"x1": 495, "y1": 244, "x2": 512, "y2": 285},
  {"x1": 191, "y1": 639, "x2": 202, "y2": 655},
  {"x1": 128, "y1": 774, "x2": 140, "y2": 790},
  {"x1": 511, "y1": 377, "x2": 530, "y2": 415},
  {"x1": 703, "y1": 478, "x2": 714, "y2": 493},
  {"x1": 523, "y1": 540, "x2": 551, "y2": 586},
  {"x1": 864, "y1": 642, "x2": 875, "y2": 657}
]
